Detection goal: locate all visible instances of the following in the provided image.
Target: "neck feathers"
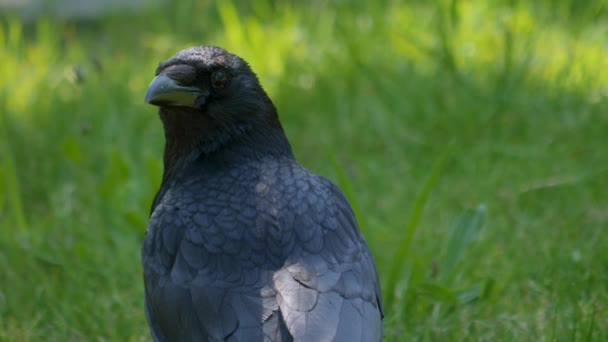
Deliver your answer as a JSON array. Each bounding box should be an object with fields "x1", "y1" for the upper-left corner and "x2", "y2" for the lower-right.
[{"x1": 158, "y1": 107, "x2": 293, "y2": 188}]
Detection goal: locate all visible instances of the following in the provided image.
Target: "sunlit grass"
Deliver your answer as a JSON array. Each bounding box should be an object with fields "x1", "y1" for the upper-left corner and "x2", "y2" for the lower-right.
[{"x1": 1, "y1": 0, "x2": 607, "y2": 340}]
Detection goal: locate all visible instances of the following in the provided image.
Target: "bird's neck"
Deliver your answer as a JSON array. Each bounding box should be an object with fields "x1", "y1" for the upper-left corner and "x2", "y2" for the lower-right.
[{"x1": 158, "y1": 108, "x2": 293, "y2": 187}]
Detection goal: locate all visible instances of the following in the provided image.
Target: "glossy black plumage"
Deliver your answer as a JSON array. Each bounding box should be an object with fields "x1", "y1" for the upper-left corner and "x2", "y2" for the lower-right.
[{"x1": 142, "y1": 46, "x2": 383, "y2": 341}]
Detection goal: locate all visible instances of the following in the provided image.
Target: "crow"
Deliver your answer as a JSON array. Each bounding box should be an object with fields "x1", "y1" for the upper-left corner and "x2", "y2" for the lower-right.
[{"x1": 142, "y1": 46, "x2": 383, "y2": 341}]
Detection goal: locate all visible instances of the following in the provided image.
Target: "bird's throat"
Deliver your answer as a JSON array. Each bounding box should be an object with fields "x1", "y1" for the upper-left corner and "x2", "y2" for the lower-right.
[
  {"x1": 158, "y1": 107, "x2": 293, "y2": 188},
  {"x1": 159, "y1": 108, "x2": 215, "y2": 185}
]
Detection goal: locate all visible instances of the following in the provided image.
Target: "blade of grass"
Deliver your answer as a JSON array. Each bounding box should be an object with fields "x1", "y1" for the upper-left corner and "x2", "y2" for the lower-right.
[
  {"x1": 585, "y1": 302, "x2": 597, "y2": 341},
  {"x1": 217, "y1": 0, "x2": 246, "y2": 51},
  {"x1": 440, "y1": 204, "x2": 486, "y2": 281},
  {"x1": 384, "y1": 144, "x2": 453, "y2": 309},
  {"x1": 0, "y1": 111, "x2": 27, "y2": 233},
  {"x1": 324, "y1": 147, "x2": 362, "y2": 225},
  {"x1": 416, "y1": 282, "x2": 459, "y2": 304}
]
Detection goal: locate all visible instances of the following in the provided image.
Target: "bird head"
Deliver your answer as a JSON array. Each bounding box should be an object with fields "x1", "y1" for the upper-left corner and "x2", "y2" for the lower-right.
[
  {"x1": 146, "y1": 46, "x2": 280, "y2": 129},
  {"x1": 145, "y1": 46, "x2": 292, "y2": 178}
]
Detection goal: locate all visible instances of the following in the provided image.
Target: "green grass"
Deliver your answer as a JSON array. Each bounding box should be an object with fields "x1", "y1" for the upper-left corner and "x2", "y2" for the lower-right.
[{"x1": 1, "y1": 0, "x2": 607, "y2": 340}]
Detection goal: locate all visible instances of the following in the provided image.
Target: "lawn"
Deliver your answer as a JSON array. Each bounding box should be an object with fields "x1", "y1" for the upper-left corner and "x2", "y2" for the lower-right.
[{"x1": 1, "y1": 0, "x2": 607, "y2": 340}]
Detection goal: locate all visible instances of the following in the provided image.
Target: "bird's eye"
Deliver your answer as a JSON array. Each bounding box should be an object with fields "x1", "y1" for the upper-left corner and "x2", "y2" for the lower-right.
[{"x1": 210, "y1": 69, "x2": 228, "y2": 89}]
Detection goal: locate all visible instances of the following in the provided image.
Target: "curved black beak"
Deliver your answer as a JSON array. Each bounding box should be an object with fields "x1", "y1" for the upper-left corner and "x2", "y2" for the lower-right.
[{"x1": 145, "y1": 74, "x2": 206, "y2": 108}]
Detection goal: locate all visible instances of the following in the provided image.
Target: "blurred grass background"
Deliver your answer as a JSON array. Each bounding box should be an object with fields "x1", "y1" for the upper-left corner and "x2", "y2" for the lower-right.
[{"x1": 1, "y1": 0, "x2": 607, "y2": 340}]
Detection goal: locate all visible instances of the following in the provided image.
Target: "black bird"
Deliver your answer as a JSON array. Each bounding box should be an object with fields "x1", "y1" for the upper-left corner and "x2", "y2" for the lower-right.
[{"x1": 142, "y1": 46, "x2": 383, "y2": 341}]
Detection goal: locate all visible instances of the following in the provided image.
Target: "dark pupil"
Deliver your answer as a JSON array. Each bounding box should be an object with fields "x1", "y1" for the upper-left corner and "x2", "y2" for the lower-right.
[{"x1": 213, "y1": 71, "x2": 225, "y2": 84}]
